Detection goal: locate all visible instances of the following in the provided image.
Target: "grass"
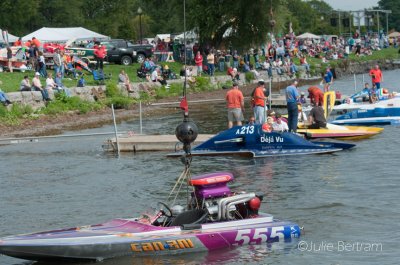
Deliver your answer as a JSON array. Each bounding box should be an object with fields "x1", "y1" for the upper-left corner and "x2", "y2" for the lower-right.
[{"x1": 0, "y1": 48, "x2": 399, "y2": 125}]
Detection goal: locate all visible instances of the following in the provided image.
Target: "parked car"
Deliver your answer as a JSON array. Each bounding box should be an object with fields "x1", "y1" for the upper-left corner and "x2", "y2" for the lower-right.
[
  {"x1": 66, "y1": 39, "x2": 154, "y2": 66},
  {"x1": 101, "y1": 39, "x2": 154, "y2": 65}
]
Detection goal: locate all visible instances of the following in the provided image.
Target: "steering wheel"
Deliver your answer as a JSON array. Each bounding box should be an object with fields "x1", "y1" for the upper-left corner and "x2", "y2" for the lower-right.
[{"x1": 157, "y1": 202, "x2": 173, "y2": 217}]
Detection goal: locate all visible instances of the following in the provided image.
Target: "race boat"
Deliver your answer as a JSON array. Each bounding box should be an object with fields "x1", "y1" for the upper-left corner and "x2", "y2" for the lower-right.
[
  {"x1": 297, "y1": 123, "x2": 383, "y2": 140},
  {"x1": 332, "y1": 96, "x2": 400, "y2": 125},
  {"x1": 332, "y1": 91, "x2": 400, "y2": 115},
  {"x1": 0, "y1": 95, "x2": 302, "y2": 261},
  {"x1": 167, "y1": 124, "x2": 355, "y2": 158},
  {"x1": 0, "y1": 172, "x2": 301, "y2": 261}
]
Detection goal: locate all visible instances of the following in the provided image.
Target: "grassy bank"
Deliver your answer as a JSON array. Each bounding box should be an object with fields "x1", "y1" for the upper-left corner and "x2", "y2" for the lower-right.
[{"x1": 0, "y1": 47, "x2": 398, "y2": 126}]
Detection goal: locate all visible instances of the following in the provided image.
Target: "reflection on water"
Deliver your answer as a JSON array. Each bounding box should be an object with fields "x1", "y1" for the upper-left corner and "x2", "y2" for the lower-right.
[{"x1": 1, "y1": 70, "x2": 400, "y2": 264}]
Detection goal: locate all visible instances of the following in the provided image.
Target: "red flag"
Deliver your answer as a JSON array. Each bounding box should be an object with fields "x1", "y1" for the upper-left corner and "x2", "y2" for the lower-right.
[{"x1": 180, "y1": 96, "x2": 189, "y2": 114}]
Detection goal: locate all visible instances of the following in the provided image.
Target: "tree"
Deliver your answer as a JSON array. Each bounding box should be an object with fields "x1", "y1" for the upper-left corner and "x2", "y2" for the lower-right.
[{"x1": 378, "y1": 0, "x2": 400, "y2": 31}]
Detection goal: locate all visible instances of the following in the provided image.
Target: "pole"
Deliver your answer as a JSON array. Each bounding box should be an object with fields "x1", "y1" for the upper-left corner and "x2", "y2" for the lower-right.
[
  {"x1": 139, "y1": 14, "x2": 143, "y2": 45},
  {"x1": 111, "y1": 104, "x2": 120, "y2": 156},
  {"x1": 362, "y1": 74, "x2": 365, "y2": 85},
  {"x1": 377, "y1": 12, "x2": 380, "y2": 35},
  {"x1": 183, "y1": 0, "x2": 187, "y2": 98},
  {"x1": 353, "y1": 74, "x2": 357, "y2": 92},
  {"x1": 269, "y1": 79, "x2": 272, "y2": 109},
  {"x1": 139, "y1": 100, "x2": 143, "y2": 134},
  {"x1": 338, "y1": 11, "x2": 341, "y2": 36},
  {"x1": 386, "y1": 12, "x2": 389, "y2": 34}
]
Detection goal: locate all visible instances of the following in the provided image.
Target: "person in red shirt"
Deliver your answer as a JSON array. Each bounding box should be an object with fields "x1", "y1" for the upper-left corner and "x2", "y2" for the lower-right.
[
  {"x1": 32, "y1": 37, "x2": 41, "y2": 50},
  {"x1": 194, "y1": 51, "x2": 203, "y2": 76},
  {"x1": 252, "y1": 79, "x2": 267, "y2": 124},
  {"x1": 307, "y1": 86, "x2": 324, "y2": 106},
  {"x1": 94, "y1": 43, "x2": 107, "y2": 70},
  {"x1": 13, "y1": 38, "x2": 22, "y2": 47},
  {"x1": 369, "y1": 64, "x2": 383, "y2": 89},
  {"x1": 226, "y1": 81, "x2": 244, "y2": 128}
]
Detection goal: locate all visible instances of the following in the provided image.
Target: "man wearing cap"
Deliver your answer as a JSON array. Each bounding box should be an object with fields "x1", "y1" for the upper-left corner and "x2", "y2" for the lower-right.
[
  {"x1": 285, "y1": 80, "x2": 300, "y2": 132},
  {"x1": 225, "y1": 81, "x2": 245, "y2": 128},
  {"x1": 252, "y1": 79, "x2": 268, "y2": 124},
  {"x1": 32, "y1": 72, "x2": 50, "y2": 101}
]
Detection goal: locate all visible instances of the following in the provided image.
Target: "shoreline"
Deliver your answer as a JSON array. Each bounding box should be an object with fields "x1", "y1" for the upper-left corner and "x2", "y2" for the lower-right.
[{"x1": 1, "y1": 61, "x2": 399, "y2": 139}]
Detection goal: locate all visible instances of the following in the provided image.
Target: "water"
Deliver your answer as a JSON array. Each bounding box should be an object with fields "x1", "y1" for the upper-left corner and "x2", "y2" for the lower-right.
[{"x1": 1, "y1": 70, "x2": 400, "y2": 265}]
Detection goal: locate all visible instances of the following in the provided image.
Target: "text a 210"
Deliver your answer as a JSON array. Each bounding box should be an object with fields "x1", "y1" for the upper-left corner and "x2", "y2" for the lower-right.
[{"x1": 235, "y1": 126, "x2": 254, "y2": 135}]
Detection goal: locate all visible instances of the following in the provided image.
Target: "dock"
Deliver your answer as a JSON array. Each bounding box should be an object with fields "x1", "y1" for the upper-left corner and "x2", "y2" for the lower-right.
[{"x1": 102, "y1": 134, "x2": 214, "y2": 152}]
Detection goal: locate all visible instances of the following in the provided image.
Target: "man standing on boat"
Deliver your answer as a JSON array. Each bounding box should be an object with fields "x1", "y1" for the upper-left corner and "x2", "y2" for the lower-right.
[
  {"x1": 285, "y1": 80, "x2": 300, "y2": 133},
  {"x1": 369, "y1": 64, "x2": 383, "y2": 89},
  {"x1": 226, "y1": 81, "x2": 245, "y2": 128},
  {"x1": 252, "y1": 79, "x2": 268, "y2": 124}
]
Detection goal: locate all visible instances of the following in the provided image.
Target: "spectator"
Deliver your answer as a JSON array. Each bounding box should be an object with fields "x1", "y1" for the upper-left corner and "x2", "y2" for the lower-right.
[
  {"x1": 7, "y1": 47, "x2": 13, "y2": 73},
  {"x1": 38, "y1": 51, "x2": 47, "y2": 78},
  {"x1": 207, "y1": 50, "x2": 215, "y2": 76},
  {"x1": 151, "y1": 67, "x2": 170, "y2": 88},
  {"x1": 55, "y1": 72, "x2": 72, "y2": 96},
  {"x1": 28, "y1": 43, "x2": 39, "y2": 71},
  {"x1": 94, "y1": 42, "x2": 107, "y2": 70},
  {"x1": 194, "y1": 51, "x2": 203, "y2": 76},
  {"x1": 118, "y1": 70, "x2": 134, "y2": 92},
  {"x1": 20, "y1": 75, "x2": 31, "y2": 91},
  {"x1": 53, "y1": 49, "x2": 63, "y2": 77},
  {"x1": 0, "y1": 81, "x2": 12, "y2": 106},
  {"x1": 32, "y1": 72, "x2": 50, "y2": 101}
]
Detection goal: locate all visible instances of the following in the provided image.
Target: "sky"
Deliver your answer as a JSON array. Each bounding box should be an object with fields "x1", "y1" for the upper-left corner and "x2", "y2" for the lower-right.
[{"x1": 323, "y1": 0, "x2": 379, "y2": 11}]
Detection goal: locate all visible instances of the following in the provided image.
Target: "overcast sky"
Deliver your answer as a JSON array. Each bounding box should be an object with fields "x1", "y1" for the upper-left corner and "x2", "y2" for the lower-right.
[{"x1": 323, "y1": 0, "x2": 379, "y2": 11}]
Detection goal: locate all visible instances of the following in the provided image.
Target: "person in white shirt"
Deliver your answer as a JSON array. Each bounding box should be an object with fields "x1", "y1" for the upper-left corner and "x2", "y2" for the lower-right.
[
  {"x1": 32, "y1": 72, "x2": 50, "y2": 101},
  {"x1": 272, "y1": 114, "x2": 289, "y2": 132},
  {"x1": 46, "y1": 72, "x2": 57, "y2": 91}
]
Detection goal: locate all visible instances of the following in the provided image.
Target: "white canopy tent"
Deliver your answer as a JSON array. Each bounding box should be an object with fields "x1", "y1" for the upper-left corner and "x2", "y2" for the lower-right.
[
  {"x1": 22, "y1": 27, "x2": 109, "y2": 42},
  {"x1": 174, "y1": 30, "x2": 197, "y2": 42},
  {"x1": 388, "y1": 32, "x2": 400, "y2": 38},
  {"x1": 296, "y1": 32, "x2": 321, "y2": 39},
  {"x1": 154, "y1": 34, "x2": 171, "y2": 43},
  {"x1": 0, "y1": 29, "x2": 19, "y2": 44}
]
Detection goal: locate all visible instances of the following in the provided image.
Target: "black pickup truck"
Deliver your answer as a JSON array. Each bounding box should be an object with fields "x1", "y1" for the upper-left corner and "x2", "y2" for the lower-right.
[{"x1": 101, "y1": 39, "x2": 154, "y2": 65}]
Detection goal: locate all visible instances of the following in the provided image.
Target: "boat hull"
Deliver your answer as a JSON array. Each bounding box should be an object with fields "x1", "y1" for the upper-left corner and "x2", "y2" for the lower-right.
[
  {"x1": 297, "y1": 124, "x2": 383, "y2": 140},
  {"x1": 168, "y1": 125, "x2": 355, "y2": 157},
  {"x1": 0, "y1": 216, "x2": 300, "y2": 261}
]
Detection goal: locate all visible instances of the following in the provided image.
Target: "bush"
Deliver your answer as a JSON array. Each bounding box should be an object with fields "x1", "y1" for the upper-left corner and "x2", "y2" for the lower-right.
[
  {"x1": 245, "y1": 72, "x2": 255, "y2": 83},
  {"x1": 0, "y1": 103, "x2": 34, "y2": 125},
  {"x1": 105, "y1": 96, "x2": 134, "y2": 109}
]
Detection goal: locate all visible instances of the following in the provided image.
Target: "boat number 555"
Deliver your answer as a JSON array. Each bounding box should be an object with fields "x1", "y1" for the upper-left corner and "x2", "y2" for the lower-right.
[
  {"x1": 233, "y1": 227, "x2": 285, "y2": 246},
  {"x1": 235, "y1": 126, "x2": 254, "y2": 135}
]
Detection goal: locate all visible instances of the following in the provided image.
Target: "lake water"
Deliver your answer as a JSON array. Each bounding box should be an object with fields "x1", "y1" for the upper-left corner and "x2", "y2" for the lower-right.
[{"x1": 1, "y1": 70, "x2": 400, "y2": 265}]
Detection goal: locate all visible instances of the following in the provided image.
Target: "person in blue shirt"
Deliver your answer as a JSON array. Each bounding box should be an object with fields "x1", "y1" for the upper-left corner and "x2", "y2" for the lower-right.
[
  {"x1": 323, "y1": 67, "x2": 333, "y2": 92},
  {"x1": 285, "y1": 80, "x2": 300, "y2": 132}
]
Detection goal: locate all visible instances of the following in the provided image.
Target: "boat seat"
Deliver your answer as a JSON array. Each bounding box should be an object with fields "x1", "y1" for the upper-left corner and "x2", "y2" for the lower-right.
[{"x1": 169, "y1": 209, "x2": 207, "y2": 227}]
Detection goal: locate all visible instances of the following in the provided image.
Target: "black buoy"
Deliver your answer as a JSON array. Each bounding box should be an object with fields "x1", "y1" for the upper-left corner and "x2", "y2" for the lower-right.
[{"x1": 175, "y1": 115, "x2": 198, "y2": 154}]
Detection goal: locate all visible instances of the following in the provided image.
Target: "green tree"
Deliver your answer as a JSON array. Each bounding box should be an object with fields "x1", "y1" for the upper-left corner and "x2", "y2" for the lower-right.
[
  {"x1": 378, "y1": 0, "x2": 400, "y2": 31},
  {"x1": 0, "y1": 0, "x2": 40, "y2": 35}
]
